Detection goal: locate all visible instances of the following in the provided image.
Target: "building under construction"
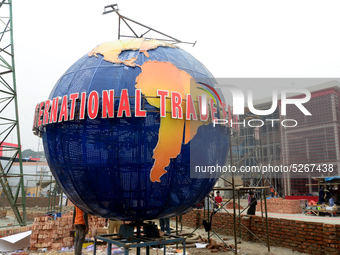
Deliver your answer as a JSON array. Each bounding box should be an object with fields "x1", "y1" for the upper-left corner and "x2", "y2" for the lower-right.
[{"x1": 223, "y1": 80, "x2": 340, "y2": 197}]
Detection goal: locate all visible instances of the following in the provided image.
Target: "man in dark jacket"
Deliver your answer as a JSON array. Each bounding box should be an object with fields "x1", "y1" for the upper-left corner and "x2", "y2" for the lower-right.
[{"x1": 247, "y1": 192, "x2": 257, "y2": 215}]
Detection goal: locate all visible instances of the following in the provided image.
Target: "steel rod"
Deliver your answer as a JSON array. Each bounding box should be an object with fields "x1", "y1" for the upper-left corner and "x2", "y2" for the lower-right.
[
  {"x1": 116, "y1": 12, "x2": 181, "y2": 42},
  {"x1": 230, "y1": 130, "x2": 238, "y2": 255}
]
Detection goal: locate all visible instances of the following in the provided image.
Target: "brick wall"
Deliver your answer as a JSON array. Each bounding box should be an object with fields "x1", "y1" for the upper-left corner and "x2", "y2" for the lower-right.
[
  {"x1": 177, "y1": 210, "x2": 340, "y2": 255},
  {"x1": 0, "y1": 197, "x2": 59, "y2": 208},
  {"x1": 256, "y1": 198, "x2": 305, "y2": 214}
]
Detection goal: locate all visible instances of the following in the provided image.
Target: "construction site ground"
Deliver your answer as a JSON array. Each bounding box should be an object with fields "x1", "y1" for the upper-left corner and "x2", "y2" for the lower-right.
[
  {"x1": 2, "y1": 200, "x2": 340, "y2": 254},
  {"x1": 26, "y1": 220, "x2": 310, "y2": 255}
]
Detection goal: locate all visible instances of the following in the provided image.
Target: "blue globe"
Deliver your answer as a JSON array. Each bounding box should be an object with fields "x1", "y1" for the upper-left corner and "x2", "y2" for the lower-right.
[{"x1": 41, "y1": 39, "x2": 230, "y2": 220}]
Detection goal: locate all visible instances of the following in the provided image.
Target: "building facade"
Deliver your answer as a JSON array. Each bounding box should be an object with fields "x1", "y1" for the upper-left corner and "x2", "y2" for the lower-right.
[{"x1": 233, "y1": 80, "x2": 340, "y2": 197}]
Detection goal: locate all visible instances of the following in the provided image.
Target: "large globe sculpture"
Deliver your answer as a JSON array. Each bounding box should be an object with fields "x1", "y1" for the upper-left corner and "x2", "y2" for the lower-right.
[{"x1": 36, "y1": 38, "x2": 230, "y2": 220}]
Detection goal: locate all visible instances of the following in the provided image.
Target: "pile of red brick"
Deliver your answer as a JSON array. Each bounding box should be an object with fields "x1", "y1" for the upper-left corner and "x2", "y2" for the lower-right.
[
  {"x1": 87, "y1": 214, "x2": 106, "y2": 238},
  {"x1": 30, "y1": 211, "x2": 106, "y2": 251},
  {"x1": 30, "y1": 213, "x2": 74, "y2": 250},
  {"x1": 256, "y1": 198, "x2": 302, "y2": 214},
  {"x1": 201, "y1": 236, "x2": 238, "y2": 253}
]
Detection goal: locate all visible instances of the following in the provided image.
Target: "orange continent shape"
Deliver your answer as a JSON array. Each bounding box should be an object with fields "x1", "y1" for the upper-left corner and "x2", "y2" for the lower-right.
[
  {"x1": 88, "y1": 38, "x2": 176, "y2": 67},
  {"x1": 135, "y1": 61, "x2": 209, "y2": 182}
]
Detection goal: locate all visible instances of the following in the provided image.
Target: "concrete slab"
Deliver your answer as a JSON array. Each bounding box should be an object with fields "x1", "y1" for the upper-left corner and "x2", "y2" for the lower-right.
[{"x1": 254, "y1": 211, "x2": 340, "y2": 224}]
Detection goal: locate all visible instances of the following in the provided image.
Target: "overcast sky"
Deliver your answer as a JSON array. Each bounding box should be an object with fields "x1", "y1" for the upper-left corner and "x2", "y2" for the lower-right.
[{"x1": 9, "y1": 0, "x2": 340, "y2": 150}]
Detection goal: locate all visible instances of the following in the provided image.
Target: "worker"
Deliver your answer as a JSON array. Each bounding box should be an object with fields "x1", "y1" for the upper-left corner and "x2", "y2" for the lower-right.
[
  {"x1": 270, "y1": 187, "x2": 274, "y2": 197},
  {"x1": 214, "y1": 191, "x2": 223, "y2": 208},
  {"x1": 204, "y1": 192, "x2": 215, "y2": 211},
  {"x1": 159, "y1": 217, "x2": 171, "y2": 235},
  {"x1": 329, "y1": 196, "x2": 335, "y2": 207},
  {"x1": 247, "y1": 192, "x2": 257, "y2": 215},
  {"x1": 72, "y1": 205, "x2": 89, "y2": 255},
  {"x1": 319, "y1": 187, "x2": 325, "y2": 204},
  {"x1": 324, "y1": 186, "x2": 331, "y2": 203}
]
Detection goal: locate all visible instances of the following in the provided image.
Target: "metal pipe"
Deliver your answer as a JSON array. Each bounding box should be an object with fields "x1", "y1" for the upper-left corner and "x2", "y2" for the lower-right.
[
  {"x1": 118, "y1": 16, "x2": 120, "y2": 40},
  {"x1": 120, "y1": 16, "x2": 138, "y2": 38},
  {"x1": 107, "y1": 242, "x2": 112, "y2": 255},
  {"x1": 136, "y1": 224, "x2": 141, "y2": 255},
  {"x1": 230, "y1": 130, "x2": 238, "y2": 254},
  {"x1": 263, "y1": 185, "x2": 270, "y2": 252},
  {"x1": 207, "y1": 193, "x2": 210, "y2": 241},
  {"x1": 116, "y1": 12, "x2": 181, "y2": 42},
  {"x1": 119, "y1": 35, "x2": 195, "y2": 45},
  {"x1": 238, "y1": 190, "x2": 242, "y2": 241},
  {"x1": 259, "y1": 127, "x2": 270, "y2": 252},
  {"x1": 232, "y1": 173, "x2": 237, "y2": 254},
  {"x1": 176, "y1": 216, "x2": 178, "y2": 249}
]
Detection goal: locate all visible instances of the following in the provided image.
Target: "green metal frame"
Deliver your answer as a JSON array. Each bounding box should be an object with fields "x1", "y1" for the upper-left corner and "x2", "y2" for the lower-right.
[{"x1": 0, "y1": 0, "x2": 26, "y2": 226}]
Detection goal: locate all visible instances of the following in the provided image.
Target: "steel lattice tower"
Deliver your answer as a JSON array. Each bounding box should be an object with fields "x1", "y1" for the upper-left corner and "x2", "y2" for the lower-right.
[{"x1": 0, "y1": 0, "x2": 26, "y2": 226}]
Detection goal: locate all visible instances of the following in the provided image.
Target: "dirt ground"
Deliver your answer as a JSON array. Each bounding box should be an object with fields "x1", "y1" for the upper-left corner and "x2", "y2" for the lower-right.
[
  {"x1": 27, "y1": 220, "x2": 310, "y2": 255},
  {"x1": 29, "y1": 245, "x2": 309, "y2": 255},
  {"x1": 28, "y1": 240, "x2": 309, "y2": 255},
  {"x1": 1, "y1": 206, "x2": 311, "y2": 255}
]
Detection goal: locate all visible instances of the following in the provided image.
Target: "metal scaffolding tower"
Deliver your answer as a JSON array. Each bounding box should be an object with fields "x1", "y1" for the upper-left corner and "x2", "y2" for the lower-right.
[
  {"x1": 174, "y1": 127, "x2": 271, "y2": 255},
  {"x1": 0, "y1": 0, "x2": 26, "y2": 226}
]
